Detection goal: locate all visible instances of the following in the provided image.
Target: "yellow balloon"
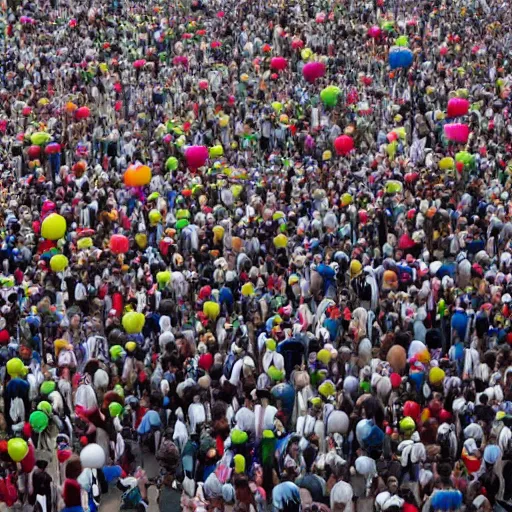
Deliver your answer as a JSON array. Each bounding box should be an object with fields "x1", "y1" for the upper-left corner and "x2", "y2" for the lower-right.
[
  {"x1": 231, "y1": 184, "x2": 243, "y2": 198},
  {"x1": 135, "y1": 233, "x2": 147, "y2": 249},
  {"x1": 7, "y1": 357, "x2": 25, "y2": 377},
  {"x1": 439, "y1": 157, "x2": 455, "y2": 170},
  {"x1": 429, "y1": 366, "x2": 445, "y2": 386},
  {"x1": 8, "y1": 438, "x2": 28, "y2": 462},
  {"x1": 241, "y1": 282, "x2": 255, "y2": 297},
  {"x1": 271, "y1": 102, "x2": 283, "y2": 113},
  {"x1": 209, "y1": 145, "x2": 224, "y2": 158},
  {"x1": 317, "y1": 349, "x2": 331, "y2": 365},
  {"x1": 203, "y1": 301, "x2": 220, "y2": 321},
  {"x1": 156, "y1": 271, "x2": 171, "y2": 285},
  {"x1": 341, "y1": 193, "x2": 353, "y2": 207},
  {"x1": 41, "y1": 214, "x2": 67, "y2": 240},
  {"x1": 301, "y1": 48, "x2": 313, "y2": 61},
  {"x1": 122, "y1": 312, "x2": 145, "y2": 334},
  {"x1": 125, "y1": 341, "x2": 137, "y2": 352},
  {"x1": 50, "y1": 254, "x2": 69, "y2": 272},
  {"x1": 148, "y1": 209, "x2": 162, "y2": 226},
  {"x1": 77, "y1": 237, "x2": 93, "y2": 250},
  {"x1": 273, "y1": 234, "x2": 288, "y2": 249},
  {"x1": 213, "y1": 225, "x2": 225, "y2": 242},
  {"x1": 219, "y1": 115, "x2": 229, "y2": 128},
  {"x1": 234, "y1": 454, "x2": 245, "y2": 474}
]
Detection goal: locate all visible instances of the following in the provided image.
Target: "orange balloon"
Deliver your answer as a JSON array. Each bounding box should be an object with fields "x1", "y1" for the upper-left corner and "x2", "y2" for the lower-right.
[
  {"x1": 65, "y1": 102, "x2": 78, "y2": 113},
  {"x1": 124, "y1": 164, "x2": 152, "y2": 187},
  {"x1": 231, "y1": 237, "x2": 243, "y2": 252}
]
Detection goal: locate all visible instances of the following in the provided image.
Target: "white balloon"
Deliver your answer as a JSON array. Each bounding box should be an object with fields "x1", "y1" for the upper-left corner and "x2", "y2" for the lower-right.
[{"x1": 80, "y1": 443, "x2": 106, "y2": 469}]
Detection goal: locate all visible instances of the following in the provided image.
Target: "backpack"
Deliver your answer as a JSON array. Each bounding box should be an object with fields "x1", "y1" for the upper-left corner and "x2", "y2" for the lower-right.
[{"x1": 223, "y1": 352, "x2": 237, "y2": 379}]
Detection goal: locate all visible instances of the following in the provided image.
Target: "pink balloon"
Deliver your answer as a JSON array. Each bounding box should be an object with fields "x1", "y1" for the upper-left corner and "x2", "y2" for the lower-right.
[
  {"x1": 302, "y1": 62, "x2": 326, "y2": 83},
  {"x1": 172, "y1": 56, "x2": 188, "y2": 67},
  {"x1": 185, "y1": 146, "x2": 208, "y2": 169},
  {"x1": 447, "y1": 98, "x2": 469, "y2": 118},
  {"x1": 315, "y1": 12, "x2": 326, "y2": 23},
  {"x1": 198, "y1": 80, "x2": 209, "y2": 90},
  {"x1": 334, "y1": 135, "x2": 354, "y2": 156},
  {"x1": 133, "y1": 59, "x2": 146, "y2": 69},
  {"x1": 368, "y1": 25, "x2": 382, "y2": 39},
  {"x1": 444, "y1": 123, "x2": 470, "y2": 143},
  {"x1": 270, "y1": 57, "x2": 288, "y2": 71}
]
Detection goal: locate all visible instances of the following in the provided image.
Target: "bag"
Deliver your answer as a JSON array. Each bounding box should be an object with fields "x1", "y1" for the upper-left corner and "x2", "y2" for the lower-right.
[{"x1": 121, "y1": 486, "x2": 142, "y2": 509}]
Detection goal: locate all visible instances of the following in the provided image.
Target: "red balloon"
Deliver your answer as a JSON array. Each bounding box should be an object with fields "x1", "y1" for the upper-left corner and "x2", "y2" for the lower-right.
[
  {"x1": 110, "y1": 234, "x2": 130, "y2": 255},
  {"x1": 75, "y1": 106, "x2": 91, "y2": 120},
  {"x1": 334, "y1": 135, "x2": 354, "y2": 156},
  {"x1": 302, "y1": 62, "x2": 326, "y2": 83},
  {"x1": 447, "y1": 98, "x2": 470, "y2": 118},
  {"x1": 185, "y1": 146, "x2": 208, "y2": 169},
  {"x1": 456, "y1": 161, "x2": 464, "y2": 173},
  {"x1": 27, "y1": 145, "x2": 41, "y2": 160},
  {"x1": 390, "y1": 373, "x2": 401, "y2": 388},
  {"x1": 45, "y1": 143, "x2": 61, "y2": 155},
  {"x1": 368, "y1": 25, "x2": 382, "y2": 38},
  {"x1": 22, "y1": 106, "x2": 32, "y2": 116},
  {"x1": 403, "y1": 400, "x2": 421, "y2": 421},
  {"x1": 438, "y1": 409, "x2": 453, "y2": 423},
  {"x1": 270, "y1": 57, "x2": 288, "y2": 71}
]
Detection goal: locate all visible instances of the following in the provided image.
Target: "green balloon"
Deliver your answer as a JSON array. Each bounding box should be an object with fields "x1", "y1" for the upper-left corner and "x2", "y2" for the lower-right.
[
  {"x1": 455, "y1": 151, "x2": 473, "y2": 166},
  {"x1": 231, "y1": 429, "x2": 248, "y2": 445},
  {"x1": 40, "y1": 381, "x2": 56, "y2": 395},
  {"x1": 176, "y1": 219, "x2": 189, "y2": 230},
  {"x1": 110, "y1": 345, "x2": 124, "y2": 361},
  {"x1": 395, "y1": 35, "x2": 408, "y2": 47},
  {"x1": 31, "y1": 132, "x2": 51, "y2": 146},
  {"x1": 176, "y1": 209, "x2": 190, "y2": 220},
  {"x1": 166, "y1": 156, "x2": 178, "y2": 171},
  {"x1": 109, "y1": 402, "x2": 124, "y2": 417},
  {"x1": 29, "y1": 410, "x2": 49, "y2": 433},
  {"x1": 37, "y1": 401, "x2": 53, "y2": 416},
  {"x1": 320, "y1": 86, "x2": 341, "y2": 107}
]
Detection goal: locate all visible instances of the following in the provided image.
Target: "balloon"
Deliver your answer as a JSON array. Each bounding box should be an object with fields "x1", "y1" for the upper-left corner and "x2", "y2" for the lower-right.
[
  {"x1": 387, "y1": 345, "x2": 407, "y2": 373},
  {"x1": 165, "y1": 156, "x2": 178, "y2": 171},
  {"x1": 77, "y1": 237, "x2": 93, "y2": 250},
  {"x1": 37, "y1": 401, "x2": 52, "y2": 416},
  {"x1": 185, "y1": 146, "x2": 208, "y2": 169},
  {"x1": 80, "y1": 443, "x2": 106, "y2": 469},
  {"x1": 7, "y1": 357, "x2": 25, "y2": 377},
  {"x1": 447, "y1": 98, "x2": 470, "y2": 118},
  {"x1": 271, "y1": 102, "x2": 283, "y2": 113},
  {"x1": 203, "y1": 301, "x2": 220, "y2": 321},
  {"x1": 212, "y1": 225, "x2": 225, "y2": 243},
  {"x1": 133, "y1": 59, "x2": 146, "y2": 69},
  {"x1": 385, "y1": 180, "x2": 403, "y2": 194},
  {"x1": 439, "y1": 157, "x2": 455, "y2": 170},
  {"x1": 176, "y1": 219, "x2": 189, "y2": 230},
  {"x1": 273, "y1": 234, "x2": 288, "y2": 249},
  {"x1": 444, "y1": 123, "x2": 470, "y2": 143},
  {"x1": 301, "y1": 48, "x2": 313, "y2": 61},
  {"x1": 29, "y1": 411, "x2": 49, "y2": 433},
  {"x1": 267, "y1": 365, "x2": 285, "y2": 381},
  {"x1": 122, "y1": 312, "x2": 145, "y2": 334},
  {"x1": 403, "y1": 401, "x2": 421, "y2": 421},
  {"x1": 41, "y1": 214, "x2": 66, "y2": 240},
  {"x1": 7, "y1": 438, "x2": 28, "y2": 462},
  {"x1": 27, "y1": 145, "x2": 41, "y2": 159},
  {"x1": 125, "y1": 341, "x2": 136, "y2": 353},
  {"x1": 45, "y1": 142, "x2": 61, "y2": 155},
  {"x1": 110, "y1": 345, "x2": 124, "y2": 361},
  {"x1": 109, "y1": 402, "x2": 123, "y2": 417},
  {"x1": 135, "y1": 233, "x2": 147, "y2": 249},
  {"x1": 395, "y1": 35, "x2": 409, "y2": 46},
  {"x1": 241, "y1": 282, "x2": 255, "y2": 297},
  {"x1": 176, "y1": 209, "x2": 191, "y2": 220},
  {"x1": 124, "y1": 164, "x2": 152, "y2": 187},
  {"x1": 334, "y1": 135, "x2": 354, "y2": 156},
  {"x1": 399, "y1": 416, "x2": 415, "y2": 432},
  {"x1": 270, "y1": 57, "x2": 288, "y2": 71},
  {"x1": 50, "y1": 254, "x2": 69, "y2": 272},
  {"x1": 341, "y1": 193, "x2": 353, "y2": 206},
  {"x1": 75, "y1": 106, "x2": 91, "y2": 120},
  {"x1": 429, "y1": 367, "x2": 445, "y2": 386},
  {"x1": 219, "y1": 115, "x2": 229, "y2": 128},
  {"x1": 320, "y1": 86, "x2": 341, "y2": 107},
  {"x1": 455, "y1": 151, "x2": 473, "y2": 166},
  {"x1": 368, "y1": 25, "x2": 382, "y2": 38},
  {"x1": 389, "y1": 47, "x2": 414, "y2": 69},
  {"x1": 317, "y1": 349, "x2": 331, "y2": 365},
  {"x1": 156, "y1": 271, "x2": 171, "y2": 286},
  {"x1": 234, "y1": 454, "x2": 245, "y2": 474},
  {"x1": 110, "y1": 234, "x2": 129, "y2": 255},
  {"x1": 148, "y1": 209, "x2": 162, "y2": 226},
  {"x1": 209, "y1": 145, "x2": 224, "y2": 158},
  {"x1": 31, "y1": 131, "x2": 51, "y2": 145},
  {"x1": 40, "y1": 381, "x2": 56, "y2": 395},
  {"x1": 230, "y1": 429, "x2": 248, "y2": 445}
]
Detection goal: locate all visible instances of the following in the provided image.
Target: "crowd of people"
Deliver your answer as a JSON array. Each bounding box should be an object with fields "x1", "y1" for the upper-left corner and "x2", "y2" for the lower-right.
[{"x1": 1, "y1": 0, "x2": 512, "y2": 509}]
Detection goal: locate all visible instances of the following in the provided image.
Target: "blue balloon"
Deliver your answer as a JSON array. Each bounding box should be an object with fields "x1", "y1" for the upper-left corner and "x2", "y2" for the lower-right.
[{"x1": 389, "y1": 48, "x2": 413, "y2": 69}]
